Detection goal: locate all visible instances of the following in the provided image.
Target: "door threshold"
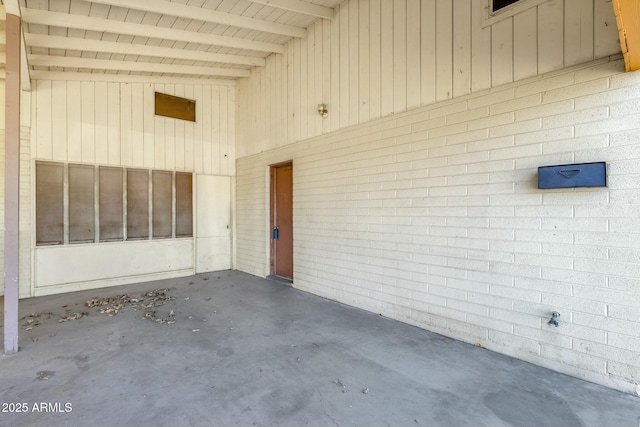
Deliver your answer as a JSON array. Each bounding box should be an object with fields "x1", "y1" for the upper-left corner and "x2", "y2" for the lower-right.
[{"x1": 267, "y1": 275, "x2": 293, "y2": 286}]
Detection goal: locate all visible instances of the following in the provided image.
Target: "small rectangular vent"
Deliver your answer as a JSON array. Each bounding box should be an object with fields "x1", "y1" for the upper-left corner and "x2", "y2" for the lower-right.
[{"x1": 155, "y1": 92, "x2": 196, "y2": 122}]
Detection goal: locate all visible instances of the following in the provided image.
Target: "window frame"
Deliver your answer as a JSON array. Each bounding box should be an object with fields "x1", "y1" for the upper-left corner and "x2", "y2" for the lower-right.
[
  {"x1": 35, "y1": 162, "x2": 65, "y2": 246},
  {"x1": 34, "y1": 161, "x2": 194, "y2": 246}
]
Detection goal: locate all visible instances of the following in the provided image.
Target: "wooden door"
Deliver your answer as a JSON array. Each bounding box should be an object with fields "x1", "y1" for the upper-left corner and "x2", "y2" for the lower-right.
[{"x1": 272, "y1": 163, "x2": 293, "y2": 279}]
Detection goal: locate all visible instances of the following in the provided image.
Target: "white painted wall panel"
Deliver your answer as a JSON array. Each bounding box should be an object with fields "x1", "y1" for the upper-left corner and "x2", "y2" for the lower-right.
[
  {"x1": 196, "y1": 175, "x2": 231, "y2": 238},
  {"x1": 28, "y1": 80, "x2": 236, "y2": 295},
  {"x1": 196, "y1": 175, "x2": 231, "y2": 273},
  {"x1": 436, "y1": 0, "x2": 453, "y2": 102},
  {"x1": 237, "y1": 0, "x2": 621, "y2": 158},
  {"x1": 196, "y1": 237, "x2": 231, "y2": 273},
  {"x1": 537, "y1": 0, "x2": 564, "y2": 74},
  {"x1": 492, "y1": 18, "x2": 514, "y2": 87},
  {"x1": 564, "y1": 0, "x2": 594, "y2": 67},
  {"x1": 470, "y1": 0, "x2": 491, "y2": 92},
  {"x1": 95, "y1": 82, "x2": 109, "y2": 165},
  {"x1": 31, "y1": 80, "x2": 235, "y2": 173},
  {"x1": 514, "y1": 7, "x2": 538, "y2": 81},
  {"x1": 34, "y1": 239, "x2": 194, "y2": 290}
]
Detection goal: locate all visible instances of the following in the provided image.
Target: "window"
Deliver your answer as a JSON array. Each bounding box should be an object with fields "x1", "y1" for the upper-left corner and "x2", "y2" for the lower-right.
[
  {"x1": 493, "y1": 0, "x2": 519, "y2": 12},
  {"x1": 99, "y1": 167, "x2": 124, "y2": 241},
  {"x1": 155, "y1": 92, "x2": 196, "y2": 122},
  {"x1": 36, "y1": 162, "x2": 64, "y2": 245},
  {"x1": 152, "y1": 171, "x2": 173, "y2": 238},
  {"x1": 69, "y1": 164, "x2": 95, "y2": 243},
  {"x1": 35, "y1": 162, "x2": 193, "y2": 246},
  {"x1": 127, "y1": 169, "x2": 149, "y2": 240},
  {"x1": 176, "y1": 173, "x2": 193, "y2": 237}
]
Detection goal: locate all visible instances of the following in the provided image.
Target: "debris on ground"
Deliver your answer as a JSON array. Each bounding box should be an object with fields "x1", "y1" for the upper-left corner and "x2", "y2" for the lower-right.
[
  {"x1": 141, "y1": 288, "x2": 175, "y2": 307},
  {"x1": 20, "y1": 312, "x2": 54, "y2": 330},
  {"x1": 16, "y1": 288, "x2": 180, "y2": 331},
  {"x1": 86, "y1": 295, "x2": 141, "y2": 315},
  {"x1": 361, "y1": 388, "x2": 369, "y2": 394},
  {"x1": 59, "y1": 312, "x2": 88, "y2": 322},
  {"x1": 138, "y1": 289, "x2": 176, "y2": 324},
  {"x1": 36, "y1": 371, "x2": 55, "y2": 381},
  {"x1": 141, "y1": 309, "x2": 176, "y2": 324},
  {"x1": 84, "y1": 288, "x2": 176, "y2": 324},
  {"x1": 333, "y1": 379, "x2": 346, "y2": 392}
]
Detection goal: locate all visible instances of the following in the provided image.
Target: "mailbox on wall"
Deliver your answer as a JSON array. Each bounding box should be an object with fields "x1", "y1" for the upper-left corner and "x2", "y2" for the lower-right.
[{"x1": 538, "y1": 162, "x2": 607, "y2": 189}]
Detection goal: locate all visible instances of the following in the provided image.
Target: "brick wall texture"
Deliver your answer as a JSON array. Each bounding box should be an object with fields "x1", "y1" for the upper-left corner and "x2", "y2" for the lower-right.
[{"x1": 236, "y1": 58, "x2": 640, "y2": 393}]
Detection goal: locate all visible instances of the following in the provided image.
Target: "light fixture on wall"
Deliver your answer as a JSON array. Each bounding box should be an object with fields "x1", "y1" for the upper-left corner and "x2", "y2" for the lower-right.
[{"x1": 317, "y1": 103, "x2": 328, "y2": 118}]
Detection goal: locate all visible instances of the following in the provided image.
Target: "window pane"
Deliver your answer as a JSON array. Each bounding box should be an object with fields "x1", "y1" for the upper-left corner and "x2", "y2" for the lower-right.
[
  {"x1": 493, "y1": 0, "x2": 519, "y2": 12},
  {"x1": 153, "y1": 171, "x2": 172, "y2": 238},
  {"x1": 127, "y1": 169, "x2": 149, "y2": 240},
  {"x1": 69, "y1": 164, "x2": 95, "y2": 243},
  {"x1": 176, "y1": 173, "x2": 193, "y2": 237},
  {"x1": 100, "y1": 167, "x2": 123, "y2": 241},
  {"x1": 36, "y1": 162, "x2": 64, "y2": 245}
]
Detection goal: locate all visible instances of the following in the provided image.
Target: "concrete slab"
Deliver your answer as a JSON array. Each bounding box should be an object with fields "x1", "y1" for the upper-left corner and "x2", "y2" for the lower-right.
[{"x1": 0, "y1": 271, "x2": 638, "y2": 427}]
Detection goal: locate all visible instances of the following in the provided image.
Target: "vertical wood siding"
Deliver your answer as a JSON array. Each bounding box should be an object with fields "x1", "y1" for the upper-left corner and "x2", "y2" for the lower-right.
[
  {"x1": 30, "y1": 81, "x2": 235, "y2": 176},
  {"x1": 237, "y1": 0, "x2": 621, "y2": 158}
]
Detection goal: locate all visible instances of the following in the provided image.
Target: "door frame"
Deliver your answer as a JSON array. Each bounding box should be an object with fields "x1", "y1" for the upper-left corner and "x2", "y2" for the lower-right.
[{"x1": 269, "y1": 160, "x2": 293, "y2": 278}]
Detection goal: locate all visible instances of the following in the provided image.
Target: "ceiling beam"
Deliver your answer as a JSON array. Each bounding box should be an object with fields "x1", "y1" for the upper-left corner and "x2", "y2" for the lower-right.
[
  {"x1": 30, "y1": 71, "x2": 237, "y2": 86},
  {"x1": 2, "y1": 0, "x2": 31, "y2": 90},
  {"x1": 25, "y1": 34, "x2": 265, "y2": 67},
  {"x1": 20, "y1": 28, "x2": 30, "y2": 90},
  {"x1": 2, "y1": 0, "x2": 20, "y2": 16},
  {"x1": 21, "y1": 8, "x2": 285, "y2": 54},
  {"x1": 247, "y1": 0, "x2": 334, "y2": 20},
  {"x1": 28, "y1": 55, "x2": 251, "y2": 78},
  {"x1": 612, "y1": 0, "x2": 640, "y2": 71},
  {"x1": 86, "y1": 0, "x2": 306, "y2": 38}
]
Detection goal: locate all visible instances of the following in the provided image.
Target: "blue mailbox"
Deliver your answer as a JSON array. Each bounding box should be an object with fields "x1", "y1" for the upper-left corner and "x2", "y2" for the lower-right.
[{"x1": 538, "y1": 162, "x2": 607, "y2": 189}]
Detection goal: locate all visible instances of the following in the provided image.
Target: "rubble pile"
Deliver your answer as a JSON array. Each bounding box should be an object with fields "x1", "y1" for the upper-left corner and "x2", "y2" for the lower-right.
[
  {"x1": 20, "y1": 312, "x2": 54, "y2": 330},
  {"x1": 85, "y1": 288, "x2": 176, "y2": 324},
  {"x1": 18, "y1": 288, "x2": 179, "y2": 332}
]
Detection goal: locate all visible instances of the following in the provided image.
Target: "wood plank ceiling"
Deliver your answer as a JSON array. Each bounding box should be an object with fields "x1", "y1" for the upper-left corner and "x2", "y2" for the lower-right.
[{"x1": 7, "y1": 0, "x2": 342, "y2": 82}]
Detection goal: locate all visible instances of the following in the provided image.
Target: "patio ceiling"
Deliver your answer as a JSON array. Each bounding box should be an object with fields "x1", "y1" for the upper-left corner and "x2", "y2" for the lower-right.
[{"x1": 2, "y1": 0, "x2": 343, "y2": 84}]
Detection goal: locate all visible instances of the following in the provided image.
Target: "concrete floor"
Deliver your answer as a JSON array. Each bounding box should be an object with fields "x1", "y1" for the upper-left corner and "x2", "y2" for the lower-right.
[{"x1": 1, "y1": 271, "x2": 638, "y2": 427}]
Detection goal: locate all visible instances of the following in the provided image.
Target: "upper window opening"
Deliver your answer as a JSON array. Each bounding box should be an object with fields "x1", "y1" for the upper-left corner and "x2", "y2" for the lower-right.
[
  {"x1": 155, "y1": 92, "x2": 196, "y2": 122},
  {"x1": 493, "y1": 0, "x2": 519, "y2": 12},
  {"x1": 483, "y1": 0, "x2": 550, "y2": 28}
]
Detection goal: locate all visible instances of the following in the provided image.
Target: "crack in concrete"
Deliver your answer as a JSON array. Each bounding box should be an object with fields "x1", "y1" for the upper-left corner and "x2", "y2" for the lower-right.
[{"x1": 318, "y1": 391, "x2": 340, "y2": 427}]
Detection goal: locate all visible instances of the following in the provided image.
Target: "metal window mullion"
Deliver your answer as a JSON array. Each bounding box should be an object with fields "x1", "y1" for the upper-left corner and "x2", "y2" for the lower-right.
[
  {"x1": 94, "y1": 165, "x2": 100, "y2": 243},
  {"x1": 63, "y1": 163, "x2": 69, "y2": 245},
  {"x1": 148, "y1": 169, "x2": 153, "y2": 240},
  {"x1": 123, "y1": 168, "x2": 128, "y2": 241},
  {"x1": 172, "y1": 171, "x2": 176, "y2": 239}
]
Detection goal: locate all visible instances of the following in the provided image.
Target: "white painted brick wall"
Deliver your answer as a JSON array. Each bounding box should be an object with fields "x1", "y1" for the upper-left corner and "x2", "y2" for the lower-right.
[
  {"x1": 0, "y1": 128, "x2": 4, "y2": 296},
  {"x1": 236, "y1": 58, "x2": 640, "y2": 394}
]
